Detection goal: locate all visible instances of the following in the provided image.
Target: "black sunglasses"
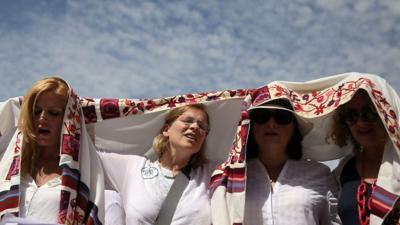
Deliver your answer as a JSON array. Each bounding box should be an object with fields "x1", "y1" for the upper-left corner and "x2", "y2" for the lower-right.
[
  {"x1": 339, "y1": 106, "x2": 379, "y2": 126},
  {"x1": 250, "y1": 109, "x2": 294, "y2": 125}
]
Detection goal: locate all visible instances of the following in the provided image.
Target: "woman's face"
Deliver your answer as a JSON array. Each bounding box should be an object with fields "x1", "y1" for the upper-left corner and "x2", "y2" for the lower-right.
[
  {"x1": 342, "y1": 91, "x2": 388, "y2": 149},
  {"x1": 163, "y1": 107, "x2": 209, "y2": 157},
  {"x1": 251, "y1": 109, "x2": 295, "y2": 153},
  {"x1": 33, "y1": 91, "x2": 65, "y2": 152}
]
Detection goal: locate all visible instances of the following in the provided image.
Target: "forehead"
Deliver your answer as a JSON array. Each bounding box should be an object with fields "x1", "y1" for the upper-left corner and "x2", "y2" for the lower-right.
[
  {"x1": 35, "y1": 91, "x2": 66, "y2": 109},
  {"x1": 179, "y1": 108, "x2": 208, "y2": 120},
  {"x1": 345, "y1": 91, "x2": 372, "y2": 109}
]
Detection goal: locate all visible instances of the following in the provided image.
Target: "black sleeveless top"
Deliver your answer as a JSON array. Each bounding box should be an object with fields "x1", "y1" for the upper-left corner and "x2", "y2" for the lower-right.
[{"x1": 338, "y1": 157, "x2": 373, "y2": 225}]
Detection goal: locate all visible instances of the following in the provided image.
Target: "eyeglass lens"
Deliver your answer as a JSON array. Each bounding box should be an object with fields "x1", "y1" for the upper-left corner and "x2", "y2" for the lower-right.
[
  {"x1": 179, "y1": 117, "x2": 209, "y2": 132},
  {"x1": 340, "y1": 106, "x2": 379, "y2": 125}
]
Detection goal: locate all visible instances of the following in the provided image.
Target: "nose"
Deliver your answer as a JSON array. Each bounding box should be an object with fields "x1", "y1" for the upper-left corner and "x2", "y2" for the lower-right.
[
  {"x1": 38, "y1": 111, "x2": 47, "y2": 122},
  {"x1": 188, "y1": 121, "x2": 200, "y2": 130},
  {"x1": 264, "y1": 117, "x2": 278, "y2": 127}
]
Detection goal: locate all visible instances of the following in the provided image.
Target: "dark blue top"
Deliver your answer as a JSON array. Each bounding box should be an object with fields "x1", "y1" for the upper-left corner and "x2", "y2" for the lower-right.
[{"x1": 338, "y1": 157, "x2": 373, "y2": 225}]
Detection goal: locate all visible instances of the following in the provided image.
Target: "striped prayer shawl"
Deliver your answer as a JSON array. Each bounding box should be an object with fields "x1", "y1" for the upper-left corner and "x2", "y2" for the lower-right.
[
  {"x1": 0, "y1": 87, "x2": 104, "y2": 225},
  {"x1": 209, "y1": 72, "x2": 400, "y2": 225}
]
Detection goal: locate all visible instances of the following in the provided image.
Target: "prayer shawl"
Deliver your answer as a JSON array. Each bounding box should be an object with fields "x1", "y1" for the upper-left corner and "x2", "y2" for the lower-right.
[
  {"x1": 0, "y1": 87, "x2": 104, "y2": 225},
  {"x1": 80, "y1": 90, "x2": 248, "y2": 163},
  {"x1": 209, "y1": 72, "x2": 400, "y2": 225}
]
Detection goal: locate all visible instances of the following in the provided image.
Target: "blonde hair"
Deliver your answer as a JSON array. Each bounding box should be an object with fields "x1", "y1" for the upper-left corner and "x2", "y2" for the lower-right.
[
  {"x1": 19, "y1": 76, "x2": 69, "y2": 177},
  {"x1": 152, "y1": 104, "x2": 209, "y2": 169}
]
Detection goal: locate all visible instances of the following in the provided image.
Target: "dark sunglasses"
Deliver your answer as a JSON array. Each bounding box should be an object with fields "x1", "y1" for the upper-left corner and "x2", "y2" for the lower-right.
[
  {"x1": 339, "y1": 106, "x2": 379, "y2": 126},
  {"x1": 250, "y1": 109, "x2": 294, "y2": 125}
]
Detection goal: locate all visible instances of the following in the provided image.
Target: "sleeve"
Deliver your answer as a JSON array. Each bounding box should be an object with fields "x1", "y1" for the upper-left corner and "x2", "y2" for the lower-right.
[
  {"x1": 96, "y1": 149, "x2": 144, "y2": 191},
  {"x1": 319, "y1": 169, "x2": 342, "y2": 225},
  {"x1": 104, "y1": 190, "x2": 126, "y2": 225}
]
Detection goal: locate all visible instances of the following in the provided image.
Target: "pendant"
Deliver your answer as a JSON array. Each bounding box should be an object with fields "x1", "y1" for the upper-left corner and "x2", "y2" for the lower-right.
[{"x1": 141, "y1": 166, "x2": 159, "y2": 179}]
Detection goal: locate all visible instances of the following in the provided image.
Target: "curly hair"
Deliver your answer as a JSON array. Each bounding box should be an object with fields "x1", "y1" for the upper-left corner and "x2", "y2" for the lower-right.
[
  {"x1": 329, "y1": 104, "x2": 361, "y2": 152},
  {"x1": 329, "y1": 90, "x2": 383, "y2": 153}
]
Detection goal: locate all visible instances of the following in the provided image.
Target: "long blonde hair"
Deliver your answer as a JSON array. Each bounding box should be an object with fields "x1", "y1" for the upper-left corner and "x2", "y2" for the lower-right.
[
  {"x1": 19, "y1": 76, "x2": 69, "y2": 177},
  {"x1": 152, "y1": 104, "x2": 209, "y2": 169}
]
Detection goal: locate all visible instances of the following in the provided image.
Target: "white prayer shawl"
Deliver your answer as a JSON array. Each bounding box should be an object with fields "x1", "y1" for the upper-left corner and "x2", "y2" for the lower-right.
[
  {"x1": 209, "y1": 72, "x2": 400, "y2": 225},
  {"x1": 79, "y1": 90, "x2": 247, "y2": 224},
  {"x1": 0, "y1": 86, "x2": 105, "y2": 225}
]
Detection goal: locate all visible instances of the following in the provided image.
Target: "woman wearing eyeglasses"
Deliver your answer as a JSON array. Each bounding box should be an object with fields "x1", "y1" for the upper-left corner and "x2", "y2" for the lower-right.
[
  {"x1": 329, "y1": 89, "x2": 396, "y2": 225},
  {"x1": 97, "y1": 104, "x2": 213, "y2": 225},
  {"x1": 244, "y1": 98, "x2": 341, "y2": 225}
]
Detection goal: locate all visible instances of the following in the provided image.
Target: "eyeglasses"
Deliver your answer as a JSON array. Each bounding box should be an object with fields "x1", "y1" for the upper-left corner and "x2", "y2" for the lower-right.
[
  {"x1": 250, "y1": 109, "x2": 294, "y2": 125},
  {"x1": 339, "y1": 106, "x2": 379, "y2": 126},
  {"x1": 178, "y1": 117, "x2": 210, "y2": 133}
]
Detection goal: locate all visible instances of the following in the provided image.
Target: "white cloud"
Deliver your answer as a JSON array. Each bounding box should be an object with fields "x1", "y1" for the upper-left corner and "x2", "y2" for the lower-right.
[{"x1": 0, "y1": 0, "x2": 399, "y2": 101}]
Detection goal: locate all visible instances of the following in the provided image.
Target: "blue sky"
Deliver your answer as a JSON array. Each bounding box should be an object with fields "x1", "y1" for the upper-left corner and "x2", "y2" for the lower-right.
[{"x1": 1, "y1": 0, "x2": 400, "y2": 101}]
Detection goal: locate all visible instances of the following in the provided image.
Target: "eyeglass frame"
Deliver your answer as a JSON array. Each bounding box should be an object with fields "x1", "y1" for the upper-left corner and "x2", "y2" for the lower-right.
[{"x1": 177, "y1": 116, "x2": 210, "y2": 133}]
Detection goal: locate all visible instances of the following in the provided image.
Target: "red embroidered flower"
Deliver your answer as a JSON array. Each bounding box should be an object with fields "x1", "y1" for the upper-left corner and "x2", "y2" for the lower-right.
[
  {"x1": 314, "y1": 104, "x2": 325, "y2": 115},
  {"x1": 6, "y1": 156, "x2": 20, "y2": 180},
  {"x1": 178, "y1": 96, "x2": 186, "y2": 103},
  {"x1": 145, "y1": 100, "x2": 157, "y2": 110},
  {"x1": 100, "y1": 99, "x2": 120, "y2": 119},
  {"x1": 82, "y1": 105, "x2": 97, "y2": 123},
  {"x1": 167, "y1": 99, "x2": 176, "y2": 108},
  {"x1": 62, "y1": 134, "x2": 80, "y2": 161},
  {"x1": 317, "y1": 95, "x2": 325, "y2": 103}
]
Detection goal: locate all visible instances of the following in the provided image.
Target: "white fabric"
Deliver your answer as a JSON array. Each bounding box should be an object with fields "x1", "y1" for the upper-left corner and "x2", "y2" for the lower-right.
[
  {"x1": 104, "y1": 190, "x2": 125, "y2": 225},
  {"x1": 97, "y1": 151, "x2": 214, "y2": 225},
  {"x1": 91, "y1": 99, "x2": 243, "y2": 163},
  {"x1": 244, "y1": 159, "x2": 341, "y2": 225},
  {"x1": 19, "y1": 176, "x2": 61, "y2": 224},
  {"x1": 0, "y1": 97, "x2": 20, "y2": 162}
]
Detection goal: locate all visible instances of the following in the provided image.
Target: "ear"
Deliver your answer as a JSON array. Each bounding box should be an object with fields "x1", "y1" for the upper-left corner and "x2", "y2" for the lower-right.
[{"x1": 162, "y1": 124, "x2": 170, "y2": 137}]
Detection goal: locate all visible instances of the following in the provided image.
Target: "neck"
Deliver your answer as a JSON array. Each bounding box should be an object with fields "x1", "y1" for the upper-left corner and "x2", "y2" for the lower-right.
[
  {"x1": 258, "y1": 146, "x2": 288, "y2": 181},
  {"x1": 37, "y1": 145, "x2": 60, "y2": 161},
  {"x1": 159, "y1": 149, "x2": 191, "y2": 173},
  {"x1": 357, "y1": 146, "x2": 384, "y2": 181}
]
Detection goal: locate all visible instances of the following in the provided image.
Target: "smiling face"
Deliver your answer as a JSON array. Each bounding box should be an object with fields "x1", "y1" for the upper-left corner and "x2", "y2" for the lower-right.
[
  {"x1": 344, "y1": 91, "x2": 388, "y2": 150},
  {"x1": 252, "y1": 109, "x2": 295, "y2": 155},
  {"x1": 33, "y1": 91, "x2": 66, "y2": 152},
  {"x1": 162, "y1": 107, "x2": 209, "y2": 158}
]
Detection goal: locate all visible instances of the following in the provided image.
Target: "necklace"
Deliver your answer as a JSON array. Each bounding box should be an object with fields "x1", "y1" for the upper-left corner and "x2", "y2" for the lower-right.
[{"x1": 357, "y1": 152, "x2": 377, "y2": 225}]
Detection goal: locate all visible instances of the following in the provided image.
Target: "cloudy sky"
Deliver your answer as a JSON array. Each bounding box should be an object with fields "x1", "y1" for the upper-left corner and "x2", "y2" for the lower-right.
[{"x1": 0, "y1": 0, "x2": 399, "y2": 101}]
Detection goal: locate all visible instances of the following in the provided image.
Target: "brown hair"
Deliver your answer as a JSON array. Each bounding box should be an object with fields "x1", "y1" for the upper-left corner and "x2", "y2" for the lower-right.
[
  {"x1": 152, "y1": 104, "x2": 209, "y2": 169},
  {"x1": 19, "y1": 76, "x2": 69, "y2": 177},
  {"x1": 329, "y1": 89, "x2": 385, "y2": 153}
]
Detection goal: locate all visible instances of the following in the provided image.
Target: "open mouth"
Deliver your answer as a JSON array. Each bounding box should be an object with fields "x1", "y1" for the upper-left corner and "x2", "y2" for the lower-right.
[
  {"x1": 184, "y1": 133, "x2": 197, "y2": 142},
  {"x1": 38, "y1": 128, "x2": 50, "y2": 135}
]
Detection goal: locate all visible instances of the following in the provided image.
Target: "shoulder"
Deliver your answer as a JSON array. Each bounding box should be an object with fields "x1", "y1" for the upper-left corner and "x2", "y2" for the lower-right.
[
  {"x1": 190, "y1": 160, "x2": 218, "y2": 180},
  {"x1": 292, "y1": 158, "x2": 330, "y2": 172}
]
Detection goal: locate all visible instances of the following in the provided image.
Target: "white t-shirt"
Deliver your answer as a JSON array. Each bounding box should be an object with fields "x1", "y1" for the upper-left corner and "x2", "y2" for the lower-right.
[
  {"x1": 98, "y1": 152, "x2": 214, "y2": 225},
  {"x1": 244, "y1": 158, "x2": 341, "y2": 225},
  {"x1": 19, "y1": 175, "x2": 61, "y2": 224}
]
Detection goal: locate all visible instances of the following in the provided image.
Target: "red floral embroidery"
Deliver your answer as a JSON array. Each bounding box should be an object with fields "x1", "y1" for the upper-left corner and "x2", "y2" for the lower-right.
[
  {"x1": 82, "y1": 105, "x2": 97, "y2": 123},
  {"x1": 61, "y1": 134, "x2": 80, "y2": 161},
  {"x1": 100, "y1": 99, "x2": 120, "y2": 119}
]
